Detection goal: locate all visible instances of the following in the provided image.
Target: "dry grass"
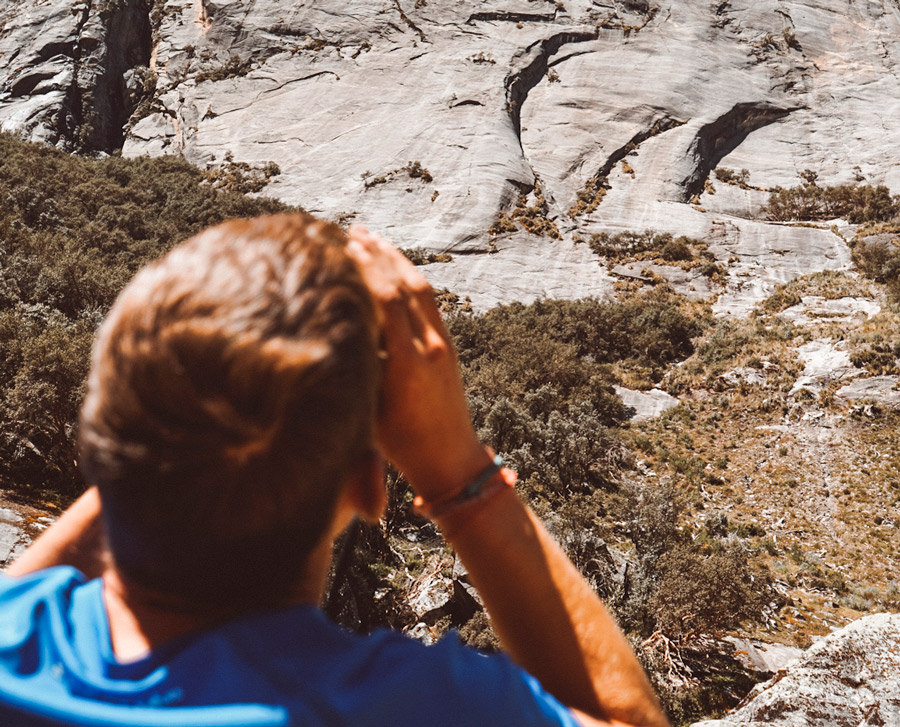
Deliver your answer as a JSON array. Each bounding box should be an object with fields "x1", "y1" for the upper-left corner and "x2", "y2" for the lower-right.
[
  {"x1": 760, "y1": 271, "x2": 877, "y2": 313},
  {"x1": 622, "y1": 277, "x2": 900, "y2": 647},
  {"x1": 490, "y1": 177, "x2": 560, "y2": 239}
]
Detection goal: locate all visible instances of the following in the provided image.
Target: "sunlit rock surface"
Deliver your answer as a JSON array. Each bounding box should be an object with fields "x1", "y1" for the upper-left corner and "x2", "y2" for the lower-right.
[
  {"x1": 615, "y1": 386, "x2": 681, "y2": 422},
  {"x1": 0, "y1": 507, "x2": 27, "y2": 567},
  {"x1": 2, "y1": 0, "x2": 900, "y2": 308},
  {"x1": 692, "y1": 613, "x2": 900, "y2": 727}
]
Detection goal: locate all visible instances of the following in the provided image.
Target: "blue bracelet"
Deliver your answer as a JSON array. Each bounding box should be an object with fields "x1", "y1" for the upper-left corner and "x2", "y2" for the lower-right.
[{"x1": 413, "y1": 454, "x2": 507, "y2": 519}]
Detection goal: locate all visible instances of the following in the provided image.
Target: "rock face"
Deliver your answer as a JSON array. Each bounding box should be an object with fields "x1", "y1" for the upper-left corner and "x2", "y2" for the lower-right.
[
  {"x1": 0, "y1": 507, "x2": 28, "y2": 567},
  {"x1": 616, "y1": 386, "x2": 680, "y2": 422},
  {"x1": 692, "y1": 613, "x2": 900, "y2": 727},
  {"x1": 0, "y1": 0, "x2": 152, "y2": 151},
  {"x1": 3, "y1": 0, "x2": 900, "y2": 308}
]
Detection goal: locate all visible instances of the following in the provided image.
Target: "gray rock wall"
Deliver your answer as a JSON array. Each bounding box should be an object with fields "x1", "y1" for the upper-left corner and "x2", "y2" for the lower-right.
[
  {"x1": 692, "y1": 613, "x2": 900, "y2": 727},
  {"x1": 3, "y1": 0, "x2": 900, "y2": 308}
]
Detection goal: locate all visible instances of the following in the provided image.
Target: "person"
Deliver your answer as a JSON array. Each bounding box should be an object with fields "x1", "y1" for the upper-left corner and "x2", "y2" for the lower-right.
[{"x1": 0, "y1": 214, "x2": 668, "y2": 727}]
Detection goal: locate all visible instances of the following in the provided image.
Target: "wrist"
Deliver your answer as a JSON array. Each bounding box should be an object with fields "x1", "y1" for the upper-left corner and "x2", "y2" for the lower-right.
[
  {"x1": 401, "y1": 440, "x2": 495, "y2": 502},
  {"x1": 413, "y1": 453, "x2": 516, "y2": 519}
]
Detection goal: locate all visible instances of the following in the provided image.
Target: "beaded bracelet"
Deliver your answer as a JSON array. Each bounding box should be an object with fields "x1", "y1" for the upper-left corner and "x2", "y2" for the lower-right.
[{"x1": 413, "y1": 454, "x2": 518, "y2": 520}]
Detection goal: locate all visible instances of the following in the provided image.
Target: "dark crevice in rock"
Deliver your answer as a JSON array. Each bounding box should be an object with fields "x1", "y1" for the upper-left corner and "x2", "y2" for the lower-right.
[
  {"x1": 681, "y1": 101, "x2": 803, "y2": 201},
  {"x1": 466, "y1": 12, "x2": 558, "y2": 25},
  {"x1": 505, "y1": 30, "x2": 598, "y2": 142},
  {"x1": 61, "y1": 0, "x2": 154, "y2": 153},
  {"x1": 598, "y1": 116, "x2": 686, "y2": 181},
  {"x1": 91, "y1": 0, "x2": 154, "y2": 152},
  {"x1": 393, "y1": 0, "x2": 427, "y2": 43},
  {"x1": 568, "y1": 115, "x2": 686, "y2": 217},
  {"x1": 56, "y1": 1, "x2": 94, "y2": 150}
]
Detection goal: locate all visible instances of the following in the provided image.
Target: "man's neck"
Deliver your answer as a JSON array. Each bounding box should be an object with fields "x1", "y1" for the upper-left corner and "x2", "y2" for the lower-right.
[{"x1": 100, "y1": 536, "x2": 334, "y2": 662}]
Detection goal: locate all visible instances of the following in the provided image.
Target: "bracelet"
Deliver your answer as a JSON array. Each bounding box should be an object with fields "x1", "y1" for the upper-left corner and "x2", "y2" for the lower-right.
[{"x1": 413, "y1": 453, "x2": 518, "y2": 520}]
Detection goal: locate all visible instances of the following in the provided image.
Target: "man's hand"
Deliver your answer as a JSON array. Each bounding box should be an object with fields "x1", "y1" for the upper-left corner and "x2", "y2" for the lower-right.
[
  {"x1": 347, "y1": 225, "x2": 669, "y2": 727},
  {"x1": 346, "y1": 225, "x2": 491, "y2": 502}
]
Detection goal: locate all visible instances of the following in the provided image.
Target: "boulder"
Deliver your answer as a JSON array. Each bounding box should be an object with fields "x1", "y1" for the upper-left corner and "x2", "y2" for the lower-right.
[
  {"x1": 836, "y1": 376, "x2": 900, "y2": 411},
  {"x1": 691, "y1": 613, "x2": 900, "y2": 727},
  {"x1": 0, "y1": 507, "x2": 27, "y2": 567},
  {"x1": 615, "y1": 386, "x2": 681, "y2": 422}
]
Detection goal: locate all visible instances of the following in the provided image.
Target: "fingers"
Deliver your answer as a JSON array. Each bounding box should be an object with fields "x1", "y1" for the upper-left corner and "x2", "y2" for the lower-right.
[
  {"x1": 347, "y1": 224, "x2": 446, "y2": 344},
  {"x1": 348, "y1": 225, "x2": 433, "y2": 295},
  {"x1": 346, "y1": 225, "x2": 483, "y2": 498}
]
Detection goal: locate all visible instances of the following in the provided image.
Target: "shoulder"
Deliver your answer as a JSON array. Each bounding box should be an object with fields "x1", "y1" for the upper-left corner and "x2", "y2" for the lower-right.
[
  {"x1": 226, "y1": 609, "x2": 578, "y2": 726},
  {"x1": 0, "y1": 566, "x2": 89, "y2": 646},
  {"x1": 0, "y1": 565, "x2": 86, "y2": 604},
  {"x1": 335, "y1": 626, "x2": 581, "y2": 727}
]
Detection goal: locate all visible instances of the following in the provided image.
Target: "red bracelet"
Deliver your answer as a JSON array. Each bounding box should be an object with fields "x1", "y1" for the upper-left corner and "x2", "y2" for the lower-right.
[{"x1": 413, "y1": 454, "x2": 518, "y2": 520}]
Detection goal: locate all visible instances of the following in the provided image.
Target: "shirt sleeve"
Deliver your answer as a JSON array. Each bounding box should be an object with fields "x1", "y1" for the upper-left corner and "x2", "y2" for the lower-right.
[
  {"x1": 438, "y1": 636, "x2": 582, "y2": 727},
  {"x1": 368, "y1": 629, "x2": 582, "y2": 727}
]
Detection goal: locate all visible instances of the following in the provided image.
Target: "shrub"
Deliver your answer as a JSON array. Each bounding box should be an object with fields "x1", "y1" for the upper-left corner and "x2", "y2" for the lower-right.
[
  {"x1": 850, "y1": 343, "x2": 900, "y2": 375},
  {"x1": 589, "y1": 230, "x2": 710, "y2": 270},
  {"x1": 765, "y1": 180, "x2": 900, "y2": 223},
  {"x1": 852, "y1": 237, "x2": 900, "y2": 302},
  {"x1": 614, "y1": 481, "x2": 773, "y2": 642},
  {"x1": 660, "y1": 237, "x2": 693, "y2": 262},
  {"x1": 651, "y1": 544, "x2": 770, "y2": 639},
  {"x1": 760, "y1": 270, "x2": 876, "y2": 313},
  {"x1": 0, "y1": 132, "x2": 295, "y2": 497},
  {"x1": 444, "y1": 294, "x2": 703, "y2": 500}
]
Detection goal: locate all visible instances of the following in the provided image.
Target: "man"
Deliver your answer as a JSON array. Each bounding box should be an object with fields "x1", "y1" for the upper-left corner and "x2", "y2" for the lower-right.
[{"x1": 1, "y1": 214, "x2": 668, "y2": 727}]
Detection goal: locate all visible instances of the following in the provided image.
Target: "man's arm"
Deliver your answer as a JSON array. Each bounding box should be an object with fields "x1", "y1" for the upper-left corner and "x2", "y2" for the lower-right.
[
  {"x1": 347, "y1": 227, "x2": 668, "y2": 727},
  {"x1": 4, "y1": 486, "x2": 108, "y2": 579}
]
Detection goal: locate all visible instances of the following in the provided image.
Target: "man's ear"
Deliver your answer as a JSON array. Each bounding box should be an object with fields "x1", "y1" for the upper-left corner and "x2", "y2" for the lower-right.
[{"x1": 344, "y1": 450, "x2": 387, "y2": 523}]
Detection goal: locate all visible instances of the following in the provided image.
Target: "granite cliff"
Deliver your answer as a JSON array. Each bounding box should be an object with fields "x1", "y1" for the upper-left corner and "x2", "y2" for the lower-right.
[{"x1": 2, "y1": 0, "x2": 900, "y2": 309}]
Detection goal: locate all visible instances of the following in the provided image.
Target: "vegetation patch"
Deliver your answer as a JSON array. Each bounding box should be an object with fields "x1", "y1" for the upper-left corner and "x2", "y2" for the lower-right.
[
  {"x1": 850, "y1": 342, "x2": 900, "y2": 375},
  {"x1": 489, "y1": 177, "x2": 560, "y2": 239},
  {"x1": 0, "y1": 133, "x2": 293, "y2": 497},
  {"x1": 714, "y1": 167, "x2": 765, "y2": 192},
  {"x1": 852, "y1": 235, "x2": 900, "y2": 303},
  {"x1": 203, "y1": 155, "x2": 282, "y2": 194},
  {"x1": 195, "y1": 53, "x2": 255, "y2": 83},
  {"x1": 588, "y1": 229, "x2": 725, "y2": 278},
  {"x1": 568, "y1": 173, "x2": 609, "y2": 217},
  {"x1": 400, "y1": 248, "x2": 453, "y2": 265},
  {"x1": 760, "y1": 270, "x2": 877, "y2": 313},
  {"x1": 666, "y1": 316, "x2": 803, "y2": 394},
  {"x1": 362, "y1": 161, "x2": 434, "y2": 190},
  {"x1": 765, "y1": 172, "x2": 900, "y2": 224}
]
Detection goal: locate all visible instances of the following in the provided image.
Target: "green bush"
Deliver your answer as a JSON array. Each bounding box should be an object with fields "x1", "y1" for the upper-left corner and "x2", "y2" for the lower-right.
[
  {"x1": 444, "y1": 293, "x2": 704, "y2": 500},
  {"x1": 852, "y1": 237, "x2": 900, "y2": 302},
  {"x1": 652, "y1": 544, "x2": 769, "y2": 639},
  {"x1": 660, "y1": 237, "x2": 693, "y2": 262},
  {"x1": 0, "y1": 132, "x2": 294, "y2": 497},
  {"x1": 765, "y1": 180, "x2": 899, "y2": 223},
  {"x1": 613, "y1": 481, "x2": 772, "y2": 642}
]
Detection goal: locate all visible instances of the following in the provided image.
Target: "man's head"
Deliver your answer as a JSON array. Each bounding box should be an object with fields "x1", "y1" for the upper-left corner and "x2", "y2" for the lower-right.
[{"x1": 79, "y1": 214, "x2": 380, "y2": 611}]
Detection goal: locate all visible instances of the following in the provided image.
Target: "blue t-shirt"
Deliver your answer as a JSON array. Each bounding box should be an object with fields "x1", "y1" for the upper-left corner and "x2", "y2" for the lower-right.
[{"x1": 0, "y1": 567, "x2": 579, "y2": 726}]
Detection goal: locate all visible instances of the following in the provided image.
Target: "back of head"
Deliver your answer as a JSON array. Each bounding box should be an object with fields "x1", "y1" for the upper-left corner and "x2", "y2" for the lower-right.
[{"x1": 79, "y1": 214, "x2": 379, "y2": 611}]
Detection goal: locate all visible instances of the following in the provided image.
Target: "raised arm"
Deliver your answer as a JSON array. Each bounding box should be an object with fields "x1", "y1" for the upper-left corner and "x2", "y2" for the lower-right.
[
  {"x1": 346, "y1": 226, "x2": 668, "y2": 727},
  {"x1": 4, "y1": 486, "x2": 108, "y2": 579}
]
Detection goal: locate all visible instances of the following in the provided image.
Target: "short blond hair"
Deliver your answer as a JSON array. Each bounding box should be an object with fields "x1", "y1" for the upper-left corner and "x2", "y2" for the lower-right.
[{"x1": 79, "y1": 214, "x2": 379, "y2": 610}]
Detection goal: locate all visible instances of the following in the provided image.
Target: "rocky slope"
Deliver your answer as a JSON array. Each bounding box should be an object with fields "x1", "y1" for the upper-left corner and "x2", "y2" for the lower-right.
[{"x1": 692, "y1": 613, "x2": 900, "y2": 727}]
